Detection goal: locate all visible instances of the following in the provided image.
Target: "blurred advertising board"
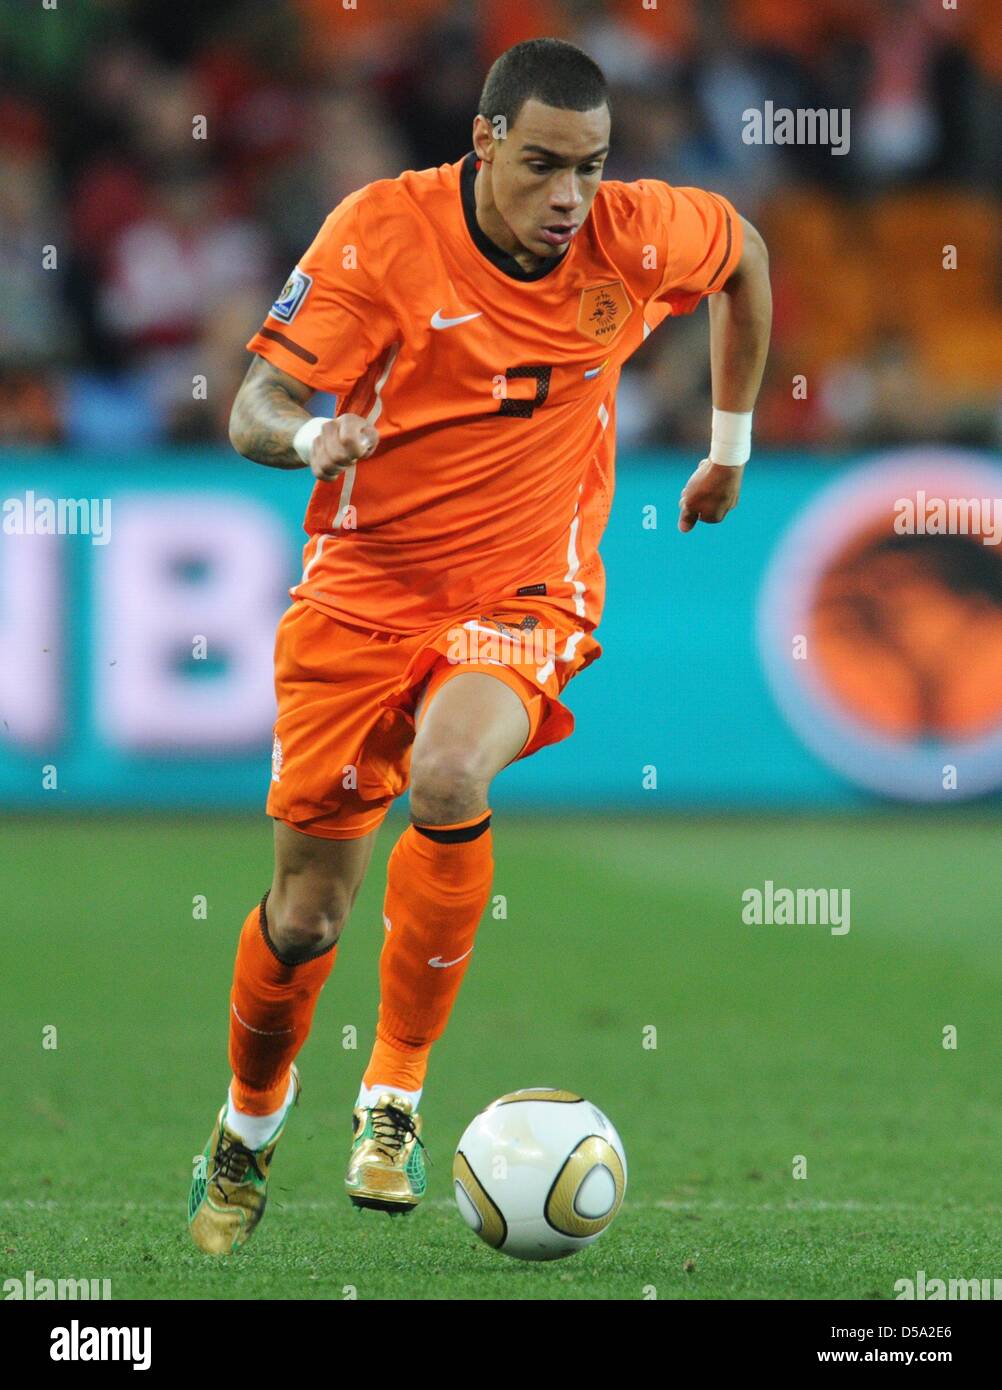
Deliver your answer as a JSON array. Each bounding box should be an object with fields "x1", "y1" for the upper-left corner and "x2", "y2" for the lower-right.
[{"x1": 2, "y1": 446, "x2": 1000, "y2": 810}]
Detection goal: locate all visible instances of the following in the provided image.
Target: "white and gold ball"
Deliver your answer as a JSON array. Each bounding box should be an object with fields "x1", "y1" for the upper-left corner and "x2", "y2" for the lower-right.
[{"x1": 453, "y1": 1088, "x2": 627, "y2": 1261}]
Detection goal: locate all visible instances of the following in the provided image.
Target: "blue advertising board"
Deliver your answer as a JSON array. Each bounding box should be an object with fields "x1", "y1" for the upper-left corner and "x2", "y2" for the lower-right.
[{"x1": 2, "y1": 446, "x2": 1001, "y2": 809}]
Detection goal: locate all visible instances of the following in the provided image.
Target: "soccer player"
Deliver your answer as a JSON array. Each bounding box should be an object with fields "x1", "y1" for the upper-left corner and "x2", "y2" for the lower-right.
[{"x1": 188, "y1": 37, "x2": 771, "y2": 1254}]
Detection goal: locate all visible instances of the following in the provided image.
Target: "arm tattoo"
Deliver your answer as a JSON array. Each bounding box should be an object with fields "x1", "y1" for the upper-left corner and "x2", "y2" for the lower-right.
[{"x1": 229, "y1": 356, "x2": 315, "y2": 469}]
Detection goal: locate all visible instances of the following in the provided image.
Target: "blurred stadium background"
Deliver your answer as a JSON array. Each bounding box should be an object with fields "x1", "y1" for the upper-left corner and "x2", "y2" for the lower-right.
[
  {"x1": 2, "y1": 0, "x2": 1001, "y2": 450},
  {"x1": 4, "y1": 0, "x2": 1002, "y2": 1302}
]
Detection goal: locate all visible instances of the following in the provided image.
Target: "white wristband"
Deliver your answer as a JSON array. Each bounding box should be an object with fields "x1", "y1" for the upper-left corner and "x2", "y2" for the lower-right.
[
  {"x1": 292, "y1": 416, "x2": 332, "y2": 465},
  {"x1": 709, "y1": 408, "x2": 753, "y2": 467}
]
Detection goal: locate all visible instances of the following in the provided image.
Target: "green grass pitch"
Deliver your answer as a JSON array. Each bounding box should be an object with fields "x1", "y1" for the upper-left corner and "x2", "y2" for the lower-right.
[{"x1": 4, "y1": 812, "x2": 1000, "y2": 1301}]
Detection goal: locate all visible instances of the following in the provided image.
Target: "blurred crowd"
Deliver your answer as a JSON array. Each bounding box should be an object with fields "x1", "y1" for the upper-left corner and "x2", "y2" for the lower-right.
[{"x1": 1, "y1": 0, "x2": 1000, "y2": 453}]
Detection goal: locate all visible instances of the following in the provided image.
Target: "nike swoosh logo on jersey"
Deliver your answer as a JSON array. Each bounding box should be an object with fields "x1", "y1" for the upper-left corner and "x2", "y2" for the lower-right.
[
  {"x1": 430, "y1": 310, "x2": 482, "y2": 330},
  {"x1": 427, "y1": 946, "x2": 474, "y2": 968}
]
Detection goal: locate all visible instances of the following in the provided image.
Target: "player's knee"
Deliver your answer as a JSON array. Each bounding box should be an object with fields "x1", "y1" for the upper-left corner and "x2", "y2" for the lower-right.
[
  {"x1": 409, "y1": 744, "x2": 490, "y2": 824},
  {"x1": 267, "y1": 883, "x2": 351, "y2": 958}
]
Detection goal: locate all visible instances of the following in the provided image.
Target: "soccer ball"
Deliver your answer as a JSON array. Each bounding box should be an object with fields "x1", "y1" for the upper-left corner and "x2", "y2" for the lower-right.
[{"x1": 453, "y1": 1088, "x2": 627, "y2": 1261}]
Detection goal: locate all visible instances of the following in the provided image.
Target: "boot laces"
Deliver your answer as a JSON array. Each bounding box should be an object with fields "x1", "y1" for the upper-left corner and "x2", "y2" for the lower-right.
[
  {"x1": 372, "y1": 1103, "x2": 427, "y2": 1161},
  {"x1": 211, "y1": 1131, "x2": 264, "y2": 1196}
]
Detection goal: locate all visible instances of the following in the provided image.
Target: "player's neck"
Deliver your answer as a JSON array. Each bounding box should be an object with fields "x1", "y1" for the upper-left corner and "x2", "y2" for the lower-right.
[{"x1": 473, "y1": 162, "x2": 563, "y2": 276}]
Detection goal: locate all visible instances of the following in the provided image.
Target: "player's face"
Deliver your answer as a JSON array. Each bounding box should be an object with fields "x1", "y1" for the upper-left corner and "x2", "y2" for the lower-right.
[{"x1": 476, "y1": 99, "x2": 611, "y2": 261}]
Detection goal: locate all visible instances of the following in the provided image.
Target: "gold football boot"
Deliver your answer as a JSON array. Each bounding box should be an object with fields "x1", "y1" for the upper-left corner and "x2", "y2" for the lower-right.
[
  {"x1": 188, "y1": 1066, "x2": 300, "y2": 1254},
  {"x1": 345, "y1": 1093, "x2": 429, "y2": 1214}
]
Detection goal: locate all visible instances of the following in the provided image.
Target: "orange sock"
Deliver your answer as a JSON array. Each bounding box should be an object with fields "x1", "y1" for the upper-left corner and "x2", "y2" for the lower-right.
[
  {"x1": 363, "y1": 811, "x2": 494, "y2": 1095},
  {"x1": 228, "y1": 895, "x2": 336, "y2": 1115}
]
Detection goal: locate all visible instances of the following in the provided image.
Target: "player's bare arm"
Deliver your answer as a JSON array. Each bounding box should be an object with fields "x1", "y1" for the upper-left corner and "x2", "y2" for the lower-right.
[
  {"x1": 229, "y1": 354, "x2": 378, "y2": 480},
  {"x1": 679, "y1": 216, "x2": 772, "y2": 532}
]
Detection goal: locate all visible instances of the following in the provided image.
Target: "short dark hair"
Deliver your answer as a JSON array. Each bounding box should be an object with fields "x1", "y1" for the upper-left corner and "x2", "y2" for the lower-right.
[{"x1": 478, "y1": 38, "x2": 610, "y2": 132}]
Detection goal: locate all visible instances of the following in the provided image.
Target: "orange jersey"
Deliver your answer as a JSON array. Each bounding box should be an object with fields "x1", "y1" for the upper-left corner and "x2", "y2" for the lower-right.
[{"x1": 247, "y1": 153, "x2": 742, "y2": 635}]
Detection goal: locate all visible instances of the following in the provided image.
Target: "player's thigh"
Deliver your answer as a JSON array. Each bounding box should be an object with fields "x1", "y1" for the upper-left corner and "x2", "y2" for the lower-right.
[
  {"x1": 269, "y1": 819, "x2": 379, "y2": 946},
  {"x1": 411, "y1": 669, "x2": 531, "y2": 794}
]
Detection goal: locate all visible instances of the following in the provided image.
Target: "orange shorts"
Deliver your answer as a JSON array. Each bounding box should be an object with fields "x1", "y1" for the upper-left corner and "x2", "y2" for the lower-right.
[{"x1": 266, "y1": 599, "x2": 602, "y2": 839}]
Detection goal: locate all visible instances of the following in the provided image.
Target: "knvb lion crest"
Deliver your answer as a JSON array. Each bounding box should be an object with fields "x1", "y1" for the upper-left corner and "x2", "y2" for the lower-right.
[{"x1": 577, "y1": 281, "x2": 632, "y2": 344}]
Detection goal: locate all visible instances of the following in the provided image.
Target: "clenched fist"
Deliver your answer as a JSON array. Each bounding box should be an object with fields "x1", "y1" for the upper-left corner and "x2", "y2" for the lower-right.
[
  {"x1": 310, "y1": 414, "x2": 380, "y2": 481},
  {"x1": 678, "y1": 458, "x2": 744, "y2": 532}
]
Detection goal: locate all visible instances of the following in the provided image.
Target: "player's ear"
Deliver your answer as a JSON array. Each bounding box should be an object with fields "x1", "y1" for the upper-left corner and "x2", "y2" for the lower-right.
[{"x1": 472, "y1": 113, "x2": 494, "y2": 162}]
